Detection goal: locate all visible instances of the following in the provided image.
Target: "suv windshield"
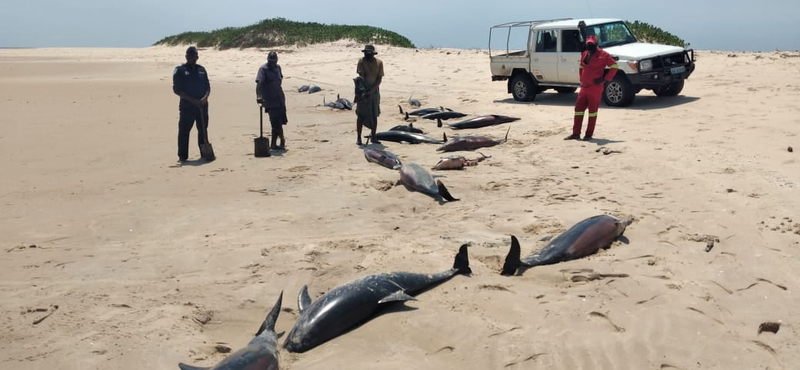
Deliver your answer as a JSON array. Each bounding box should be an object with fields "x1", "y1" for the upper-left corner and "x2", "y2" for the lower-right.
[{"x1": 584, "y1": 21, "x2": 637, "y2": 48}]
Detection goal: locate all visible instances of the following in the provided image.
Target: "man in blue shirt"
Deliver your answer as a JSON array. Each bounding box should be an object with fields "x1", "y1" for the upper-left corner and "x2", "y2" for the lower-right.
[
  {"x1": 256, "y1": 51, "x2": 287, "y2": 150},
  {"x1": 172, "y1": 46, "x2": 211, "y2": 162}
]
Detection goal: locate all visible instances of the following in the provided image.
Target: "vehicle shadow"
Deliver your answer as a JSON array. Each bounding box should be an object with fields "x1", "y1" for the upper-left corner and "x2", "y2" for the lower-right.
[{"x1": 493, "y1": 93, "x2": 700, "y2": 110}]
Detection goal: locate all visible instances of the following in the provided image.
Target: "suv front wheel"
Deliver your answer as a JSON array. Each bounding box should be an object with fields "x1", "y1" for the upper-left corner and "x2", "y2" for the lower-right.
[
  {"x1": 511, "y1": 74, "x2": 536, "y2": 102},
  {"x1": 603, "y1": 74, "x2": 635, "y2": 107},
  {"x1": 654, "y1": 80, "x2": 684, "y2": 97}
]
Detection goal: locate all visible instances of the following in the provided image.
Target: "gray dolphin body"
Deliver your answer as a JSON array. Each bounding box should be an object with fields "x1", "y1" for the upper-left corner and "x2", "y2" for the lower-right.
[
  {"x1": 297, "y1": 85, "x2": 310, "y2": 93},
  {"x1": 374, "y1": 131, "x2": 444, "y2": 144},
  {"x1": 308, "y1": 85, "x2": 321, "y2": 94},
  {"x1": 432, "y1": 152, "x2": 490, "y2": 170},
  {"x1": 398, "y1": 105, "x2": 452, "y2": 116},
  {"x1": 408, "y1": 94, "x2": 421, "y2": 107},
  {"x1": 447, "y1": 115, "x2": 520, "y2": 130},
  {"x1": 178, "y1": 292, "x2": 283, "y2": 370},
  {"x1": 283, "y1": 245, "x2": 471, "y2": 353},
  {"x1": 364, "y1": 147, "x2": 402, "y2": 170},
  {"x1": 436, "y1": 127, "x2": 510, "y2": 152},
  {"x1": 501, "y1": 215, "x2": 632, "y2": 276},
  {"x1": 399, "y1": 163, "x2": 459, "y2": 201},
  {"x1": 388, "y1": 123, "x2": 424, "y2": 134},
  {"x1": 421, "y1": 110, "x2": 467, "y2": 121}
]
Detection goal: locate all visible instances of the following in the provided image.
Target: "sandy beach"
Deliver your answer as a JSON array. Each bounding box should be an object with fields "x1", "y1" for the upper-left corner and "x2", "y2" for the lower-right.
[{"x1": 1, "y1": 43, "x2": 799, "y2": 369}]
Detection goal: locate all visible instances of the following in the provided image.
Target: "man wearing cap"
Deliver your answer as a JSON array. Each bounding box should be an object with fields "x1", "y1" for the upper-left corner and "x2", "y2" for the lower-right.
[
  {"x1": 256, "y1": 51, "x2": 287, "y2": 150},
  {"x1": 565, "y1": 35, "x2": 619, "y2": 141},
  {"x1": 172, "y1": 46, "x2": 211, "y2": 162},
  {"x1": 355, "y1": 44, "x2": 384, "y2": 145}
]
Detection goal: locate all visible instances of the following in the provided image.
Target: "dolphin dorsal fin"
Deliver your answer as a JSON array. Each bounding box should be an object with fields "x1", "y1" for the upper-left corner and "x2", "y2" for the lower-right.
[
  {"x1": 178, "y1": 364, "x2": 210, "y2": 370},
  {"x1": 377, "y1": 290, "x2": 416, "y2": 304},
  {"x1": 443, "y1": 132, "x2": 447, "y2": 142},
  {"x1": 298, "y1": 285, "x2": 312, "y2": 313},
  {"x1": 254, "y1": 290, "x2": 283, "y2": 337},
  {"x1": 437, "y1": 118, "x2": 443, "y2": 128}
]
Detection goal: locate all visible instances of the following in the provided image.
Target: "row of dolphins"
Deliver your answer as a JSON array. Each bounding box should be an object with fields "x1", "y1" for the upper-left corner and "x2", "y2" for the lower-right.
[
  {"x1": 362, "y1": 104, "x2": 520, "y2": 202},
  {"x1": 178, "y1": 215, "x2": 632, "y2": 370}
]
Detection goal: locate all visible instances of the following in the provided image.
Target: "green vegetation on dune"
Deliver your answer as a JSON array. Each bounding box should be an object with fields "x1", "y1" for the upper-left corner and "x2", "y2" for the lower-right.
[
  {"x1": 154, "y1": 18, "x2": 415, "y2": 49},
  {"x1": 626, "y1": 21, "x2": 687, "y2": 48}
]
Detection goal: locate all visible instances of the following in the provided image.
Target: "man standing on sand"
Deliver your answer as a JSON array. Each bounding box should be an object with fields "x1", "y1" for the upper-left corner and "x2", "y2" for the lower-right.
[
  {"x1": 565, "y1": 35, "x2": 619, "y2": 141},
  {"x1": 256, "y1": 51, "x2": 287, "y2": 150},
  {"x1": 355, "y1": 44, "x2": 384, "y2": 145},
  {"x1": 172, "y1": 46, "x2": 211, "y2": 162}
]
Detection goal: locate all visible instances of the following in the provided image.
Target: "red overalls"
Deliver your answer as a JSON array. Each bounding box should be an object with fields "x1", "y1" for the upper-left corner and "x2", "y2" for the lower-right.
[{"x1": 573, "y1": 47, "x2": 619, "y2": 138}]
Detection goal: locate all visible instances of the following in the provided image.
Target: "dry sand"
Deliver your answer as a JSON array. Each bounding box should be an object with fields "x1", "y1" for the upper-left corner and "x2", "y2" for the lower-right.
[{"x1": 1, "y1": 43, "x2": 799, "y2": 370}]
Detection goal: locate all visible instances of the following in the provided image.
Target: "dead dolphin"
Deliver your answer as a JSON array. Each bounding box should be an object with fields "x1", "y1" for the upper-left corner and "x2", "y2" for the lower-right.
[
  {"x1": 432, "y1": 152, "x2": 490, "y2": 170},
  {"x1": 398, "y1": 105, "x2": 452, "y2": 116},
  {"x1": 436, "y1": 127, "x2": 510, "y2": 152},
  {"x1": 336, "y1": 95, "x2": 353, "y2": 110},
  {"x1": 178, "y1": 292, "x2": 283, "y2": 370},
  {"x1": 364, "y1": 147, "x2": 402, "y2": 170},
  {"x1": 323, "y1": 96, "x2": 345, "y2": 109},
  {"x1": 297, "y1": 85, "x2": 310, "y2": 93},
  {"x1": 421, "y1": 110, "x2": 467, "y2": 121},
  {"x1": 501, "y1": 215, "x2": 632, "y2": 276},
  {"x1": 308, "y1": 85, "x2": 321, "y2": 94},
  {"x1": 283, "y1": 245, "x2": 471, "y2": 353},
  {"x1": 399, "y1": 163, "x2": 459, "y2": 202},
  {"x1": 447, "y1": 115, "x2": 520, "y2": 130},
  {"x1": 408, "y1": 94, "x2": 421, "y2": 107},
  {"x1": 374, "y1": 131, "x2": 444, "y2": 144},
  {"x1": 388, "y1": 122, "x2": 424, "y2": 134}
]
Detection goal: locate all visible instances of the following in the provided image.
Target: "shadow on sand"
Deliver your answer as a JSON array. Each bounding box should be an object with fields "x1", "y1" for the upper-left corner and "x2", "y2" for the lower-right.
[{"x1": 493, "y1": 93, "x2": 700, "y2": 110}]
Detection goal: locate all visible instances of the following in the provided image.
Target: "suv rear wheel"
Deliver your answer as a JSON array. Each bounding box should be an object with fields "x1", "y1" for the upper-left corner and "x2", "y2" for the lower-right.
[
  {"x1": 603, "y1": 74, "x2": 635, "y2": 107},
  {"x1": 511, "y1": 74, "x2": 536, "y2": 102},
  {"x1": 654, "y1": 80, "x2": 685, "y2": 97}
]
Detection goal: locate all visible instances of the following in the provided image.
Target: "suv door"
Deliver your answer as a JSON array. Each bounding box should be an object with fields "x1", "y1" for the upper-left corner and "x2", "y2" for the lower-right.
[
  {"x1": 530, "y1": 29, "x2": 559, "y2": 83},
  {"x1": 558, "y1": 29, "x2": 583, "y2": 84}
]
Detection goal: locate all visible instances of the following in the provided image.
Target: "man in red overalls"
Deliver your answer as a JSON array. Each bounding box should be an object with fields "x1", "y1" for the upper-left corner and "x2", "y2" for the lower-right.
[{"x1": 565, "y1": 35, "x2": 619, "y2": 141}]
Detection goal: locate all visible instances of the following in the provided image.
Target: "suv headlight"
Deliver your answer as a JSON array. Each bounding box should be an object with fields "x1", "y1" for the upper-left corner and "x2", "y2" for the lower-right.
[{"x1": 640, "y1": 59, "x2": 653, "y2": 72}]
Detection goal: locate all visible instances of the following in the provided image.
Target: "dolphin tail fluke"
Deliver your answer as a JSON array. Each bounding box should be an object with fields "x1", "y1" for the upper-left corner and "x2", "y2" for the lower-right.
[
  {"x1": 178, "y1": 364, "x2": 210, "y2": 370},
  {"x1": 453, "y1": 244, "x2": 472, "y2": 275},
  {"x1": 437, "y1": 118, "x2": 443, "y2": 128},
  {"x1": 500, "y1": 236, "x2": 523, "y2": 276},
  {"x1": 405, "y1": 112, "x2": 410, "y2": 121},
  {"x1": 398, "y1": 105, "x2": 404, "y2": 115},
  {"x1": 436, "y1": 180, "x2": 459, "y2": 202},
  {"x1": 254, "y1": 290, "x2": 283, "y2": 337},
  {"x1": 298, "y1": 285, "x2": 311, "y2": 314}
]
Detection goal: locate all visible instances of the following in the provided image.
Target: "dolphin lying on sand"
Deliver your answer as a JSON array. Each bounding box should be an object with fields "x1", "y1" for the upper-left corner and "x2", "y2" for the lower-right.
[
  {"x1": 501, "y1": 215, "x2": 632, "y2": 276},
  {"x1": 399, "y1": 163, "x2": 459, "y2": 202},
  {"x1": 436, "y1": 127, "x2": 510, "y2": 152},
  {"x1": 283, "y1": 245, "x2": 471, "y2": 353},
  {"x1": 178, "y1": 292, "x2": 283, "y2": 370}
]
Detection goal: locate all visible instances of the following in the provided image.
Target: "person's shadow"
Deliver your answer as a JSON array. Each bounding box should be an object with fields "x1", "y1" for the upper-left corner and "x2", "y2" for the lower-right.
[
  {"x1": 170, "y1": 158, "x2": 212, "y2": 168},
  {"x1": 583, "y1": 138, "x2": 625, "y2": 146}
]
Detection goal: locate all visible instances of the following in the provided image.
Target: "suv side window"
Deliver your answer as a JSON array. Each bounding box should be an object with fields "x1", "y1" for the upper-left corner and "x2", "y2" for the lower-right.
[
  {"x1": 535, "y1": 30, "x2": 558, "y2": 53},
  {"x1": 561, "y1": 30, "x2": 583, "y2": 53}
]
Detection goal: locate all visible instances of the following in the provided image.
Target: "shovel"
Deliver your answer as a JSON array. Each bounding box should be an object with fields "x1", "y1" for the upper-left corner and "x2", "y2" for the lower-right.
[
  {"x1": 198, "y1": 107, "x2": 216, "y2": 161},
  {"x1": 254, "y1": 105, "x2": 271, "y2": 157}
]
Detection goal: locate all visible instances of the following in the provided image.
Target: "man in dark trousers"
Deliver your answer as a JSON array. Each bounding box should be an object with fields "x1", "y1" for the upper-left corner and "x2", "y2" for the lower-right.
[
  {"x1": 172, "y1": 46, "x2": 211, "y2": 162},
  {"x1": 255, "y1": 51, "x2": 287, "y2": 150},
  {"x1": 566, "y1": 35, "x2": 619, "y2": 141},
  {"x1": 355, "y1": 44, "x2": 384, "y2": 145}
]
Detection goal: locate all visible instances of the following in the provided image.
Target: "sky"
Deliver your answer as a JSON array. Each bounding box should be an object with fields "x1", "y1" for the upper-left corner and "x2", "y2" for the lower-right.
[{"x1": 1, "y1": 0, "x2": 798, "y2": 52}]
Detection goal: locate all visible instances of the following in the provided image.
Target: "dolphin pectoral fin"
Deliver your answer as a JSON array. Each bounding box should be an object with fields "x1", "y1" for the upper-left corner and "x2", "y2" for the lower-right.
[
  {"x1": 378, "y1": 290, "x2": 417, "y2": 304},
  {"x1": 453, "y1": 244, "x2": 472, "y2": 275},
  {"x1": 437, "y1": 118, "x2": 443, "y2": 128},
  {"x1": 436, "y1": 180, "x2": 459, "y2": 202},
  {"x1": 501, "y1": 236, "x2": 523, "y2": 276},
  {"x1": 298, "y1": 285, "x2": 311, "y2": 314},
  {"x1": 178, "y1": 363, "x2": 210, "y2": 370},
  {"x1": 255, "y1": 290, "x2": 283, "y2": 337}
]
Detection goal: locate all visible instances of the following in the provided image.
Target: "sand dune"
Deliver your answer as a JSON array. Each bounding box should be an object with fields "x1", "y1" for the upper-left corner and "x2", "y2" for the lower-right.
[{"x1": 1, "y1": 43, "x2": 799, "y2": 370}]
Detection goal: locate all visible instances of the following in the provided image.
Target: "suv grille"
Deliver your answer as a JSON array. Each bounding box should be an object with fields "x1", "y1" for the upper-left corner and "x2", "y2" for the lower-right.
[{"x1": 652, "y1": 52, "x2": 689, "y2": 69}]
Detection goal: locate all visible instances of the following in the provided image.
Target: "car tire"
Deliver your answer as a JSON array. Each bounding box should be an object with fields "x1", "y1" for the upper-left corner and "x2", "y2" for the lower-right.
[
  {"x1": 603, "y1": 74, "x2": 635, "y2": 107},
  {"x1": 555, "y1": 87, "x2": 577, "y2": 94},
  {"x1": 511, "y1": 74, "x2": 537, "y2": 102},
  {"x1": 654, "y1": 80, "x2": 685, "y2": 97}
]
